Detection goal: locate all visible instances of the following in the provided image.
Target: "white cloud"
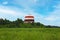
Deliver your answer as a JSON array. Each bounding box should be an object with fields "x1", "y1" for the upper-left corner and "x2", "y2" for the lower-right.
[
  {"x1": 42, "y1": 3, "x2": 60, "y2": 26},
  {"x1": 0, "y1": 5, "x2": 23, "y2": 16},
  {"x1": 44, "y1": 3, "x2": 60, "y2": 21},
  {"x1": 0, "y1": 8, "x2": 17, "y2": 15},
  {"x1": 44, "y1": 16, "x2": 60, "y2": 21}
]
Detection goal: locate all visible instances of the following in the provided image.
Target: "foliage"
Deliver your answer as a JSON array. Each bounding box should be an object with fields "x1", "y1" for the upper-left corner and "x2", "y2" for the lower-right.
[{"x1": 0, "y1": 18, "x2": 59, "y2": 28}]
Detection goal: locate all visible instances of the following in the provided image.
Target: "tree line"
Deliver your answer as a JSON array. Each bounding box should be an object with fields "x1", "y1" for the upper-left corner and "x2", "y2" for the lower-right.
[{"x1": 0, "y1": 18, "x2": 60, "y2": 28}]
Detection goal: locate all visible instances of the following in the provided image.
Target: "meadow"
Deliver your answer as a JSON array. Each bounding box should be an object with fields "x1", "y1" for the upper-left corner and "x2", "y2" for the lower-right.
[{"x1": 0, "y1": 28, "x2": 60, "y2": 40}]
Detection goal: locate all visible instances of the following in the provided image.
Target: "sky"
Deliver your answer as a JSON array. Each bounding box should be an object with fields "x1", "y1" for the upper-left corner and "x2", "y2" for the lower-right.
[{"x1": 0, "y1": 0, "x2": 60, "y2": 26}]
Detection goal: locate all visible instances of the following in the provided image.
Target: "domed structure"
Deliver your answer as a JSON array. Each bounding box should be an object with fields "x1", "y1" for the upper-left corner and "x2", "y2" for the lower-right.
[{"x1": 24, "y1": 15, "x2": 34, "y2": 23}]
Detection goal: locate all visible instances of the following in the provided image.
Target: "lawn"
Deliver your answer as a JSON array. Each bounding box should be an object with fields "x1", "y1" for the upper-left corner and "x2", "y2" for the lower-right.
[{"x1": 0, "y1": 28, "x2": 60, "y2": 40}]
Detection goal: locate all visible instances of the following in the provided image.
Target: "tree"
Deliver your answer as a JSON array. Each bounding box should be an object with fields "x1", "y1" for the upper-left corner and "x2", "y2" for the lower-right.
[
  {"x1": 13, "y1": 18, "x2": 23, "y2": 27},
  {"x1": 4, "y1": 19, "x2": 11, "y2": 24},
  {"x1": 36, "y1": 22, "x2": 40, "y2": 26},
  {"x1": 0, "y1": 18, "x2": 5, "y2": 25},
  {"x1": 15, "y1": 18, "x2": 23, "y2": 23}
]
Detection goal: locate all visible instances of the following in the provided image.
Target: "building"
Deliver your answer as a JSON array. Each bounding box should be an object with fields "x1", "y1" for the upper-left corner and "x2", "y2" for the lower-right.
[{"x1": 24, "y1": 14, "x2": 34, "y2": 23}]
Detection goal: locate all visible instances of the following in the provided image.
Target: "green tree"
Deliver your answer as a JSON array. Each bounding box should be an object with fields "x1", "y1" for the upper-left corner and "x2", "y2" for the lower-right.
[
  {"x1": 13, "y1": 18, "x2": 23, "y2": 28},
  {"x1": 0, "y1": 18, "x2": 5, "y2": 25}
]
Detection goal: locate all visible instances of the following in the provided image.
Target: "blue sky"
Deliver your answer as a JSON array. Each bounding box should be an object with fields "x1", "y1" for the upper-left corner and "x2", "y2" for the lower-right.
[{"x1": 0, "y1": 0, "x2": 60, "y2": 26}]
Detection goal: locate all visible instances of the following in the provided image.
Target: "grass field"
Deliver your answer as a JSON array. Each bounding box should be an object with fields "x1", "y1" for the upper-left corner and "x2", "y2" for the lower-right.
[{"x1": 0, "y1": 28, "x2": 60, "y2": 40}]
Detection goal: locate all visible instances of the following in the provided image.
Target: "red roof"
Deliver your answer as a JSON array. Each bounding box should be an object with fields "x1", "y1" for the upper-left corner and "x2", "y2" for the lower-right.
[{"x1": 25, "y1": 16, "x2": 34, "y2": 18}]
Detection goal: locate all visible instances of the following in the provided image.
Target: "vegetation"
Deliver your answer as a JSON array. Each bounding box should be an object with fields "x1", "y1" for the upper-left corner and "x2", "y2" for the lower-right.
[
  {"x1": 0, "y1": 28, "x2": 60, "y2": 40},
  {"x1": 0, "y1": 18, "x2": 60, "y2": 40},
  {"x1": 0, "y1": 18, "x2": 60, "y2": 28}
]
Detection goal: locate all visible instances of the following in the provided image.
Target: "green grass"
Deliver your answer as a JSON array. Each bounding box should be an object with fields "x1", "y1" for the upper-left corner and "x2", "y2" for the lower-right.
[{"x1": 0, "y1": 28, "x2": 60, "y2": 40}]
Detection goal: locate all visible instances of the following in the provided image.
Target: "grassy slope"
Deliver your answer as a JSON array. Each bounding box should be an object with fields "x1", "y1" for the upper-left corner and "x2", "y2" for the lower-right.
[{"x1": 0, "y1": 28, "x2": 60, "y2": 40}]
